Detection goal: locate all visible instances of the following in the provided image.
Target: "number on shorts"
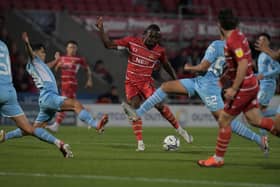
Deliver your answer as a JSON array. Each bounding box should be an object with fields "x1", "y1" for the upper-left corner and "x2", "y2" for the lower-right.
[{"x1": 205, "y1": 95, "x2": 218, "y2": 106}]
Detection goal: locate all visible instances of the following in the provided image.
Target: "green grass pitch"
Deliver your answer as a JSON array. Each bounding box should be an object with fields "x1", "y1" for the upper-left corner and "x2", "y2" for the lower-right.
[{"x1": 0, "y1": 126, "x2": 280, "y2": 187}]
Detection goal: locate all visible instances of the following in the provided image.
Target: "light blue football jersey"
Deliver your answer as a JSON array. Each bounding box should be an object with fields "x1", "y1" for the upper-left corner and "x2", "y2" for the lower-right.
[
  {"x1": 0, "y1": 40, "x2": 12, "y2": 86},
  {"x1": 258, "y1": 52, "x2": 280, "y2": 83},
  {"x1": 194, "y1": 40, "x2": 225, "y2": 89},
  {"x1": 26, "y1": 56, "x2": 58, "y2": 95}
]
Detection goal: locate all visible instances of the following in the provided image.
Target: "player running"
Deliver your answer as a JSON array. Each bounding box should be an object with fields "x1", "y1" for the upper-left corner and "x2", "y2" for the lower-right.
[
  {"x1": 47, "y1": 40, "x2": 93, "y2": 132},
  {"x1": 4, "y1": 32, "x2": 108, "y2": 146},
  {"x1": 196, "y1": 9, "x2": 280, "y2": 167},
  {"x1": 0, "y1": 39, "x2": 73, "y2": 158},
  {"x1": 255, "y1": 33, "x2": 280, "y2": 136},
  {"x1": 122, "y1": 36, "x2": 269, "y2": 156},
  {"x1": 96, "y1": 16, "x2": 193, "y2": 151}
]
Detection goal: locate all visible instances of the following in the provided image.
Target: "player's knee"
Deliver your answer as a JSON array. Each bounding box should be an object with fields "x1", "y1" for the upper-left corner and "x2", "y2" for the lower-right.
[
  {"x1": 24, "y1": 126, "x2": 35, "y2": 135},
  {"x1": 155, "y1": 103, "x2": 164, "y2": 111}
]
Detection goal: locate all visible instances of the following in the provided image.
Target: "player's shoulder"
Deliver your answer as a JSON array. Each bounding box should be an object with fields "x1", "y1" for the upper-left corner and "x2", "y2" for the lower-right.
[
  {"x1": 209, "y1": 40, "x2": 225, "y2": 49},
  {"x1": 123, "y1": 36, "x2": 140, "y2": 42},
  {"x1": 153, "y1": 44, "x2": 165, "y2": 53},
  {"x1": 228, "y1": 29, "x2": 245, "y2": 44},
  {"x1": 0, "y1": 40, "x2": 8, "y2": 51}
]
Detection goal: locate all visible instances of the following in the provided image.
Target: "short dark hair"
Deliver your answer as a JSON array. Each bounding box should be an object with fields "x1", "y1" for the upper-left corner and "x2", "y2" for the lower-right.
[
  {"x1": 218, "y1": 8, "x2": 239, "y2": 30},
  {"x1": 31, "y1": 43, "x2": 46, "y2": 51},
  {"x1": 257, "y1": 32, "x2": 271, "y2": 41},
  {"x1": 144, "y1": 24, "x2": 160, "y2": 34},
  {"x1": 66, "y1": 40, "x2": 78, "y2": 46}
]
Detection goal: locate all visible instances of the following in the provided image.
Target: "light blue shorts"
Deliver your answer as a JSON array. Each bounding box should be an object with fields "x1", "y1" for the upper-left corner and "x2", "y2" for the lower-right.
[
  {"x1": 179, "y1": 78, "x2": 224, "y2": 112},
  {"x1": 0, "y1": 86, "x2": 24, "y2": 117},
  {"x1": 35, "y1": 92, "x2": 66, "y2": 123},
  {"x1": 257, "y1": 83, "x2": 276, "y2": 106}
]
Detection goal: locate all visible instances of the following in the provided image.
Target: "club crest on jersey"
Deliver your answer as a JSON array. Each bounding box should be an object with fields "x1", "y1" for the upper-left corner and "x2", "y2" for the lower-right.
[{"x1": 235, "y1": 48, "x2": 244, "y2": 58}]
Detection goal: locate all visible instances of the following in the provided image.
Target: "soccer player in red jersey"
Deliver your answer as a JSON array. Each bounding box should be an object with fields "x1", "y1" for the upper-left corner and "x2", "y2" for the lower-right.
[
  {"x1": 47, "y1": 40, "x2": 93, "y2": 132},
  {"x1": 198, "y1": 9, "x2": 280, "y2": 167},
  {"x1": 96, "y1": 16, "x2": 193, "y2": 151}
]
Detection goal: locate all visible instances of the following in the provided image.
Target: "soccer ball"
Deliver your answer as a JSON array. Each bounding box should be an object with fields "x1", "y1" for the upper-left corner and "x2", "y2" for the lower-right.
[{"x1": 163, "y1": 135, "x2": 180, "y2": 151}]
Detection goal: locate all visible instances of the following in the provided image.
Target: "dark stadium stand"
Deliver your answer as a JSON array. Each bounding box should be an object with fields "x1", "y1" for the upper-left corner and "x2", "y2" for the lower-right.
[{"x1": 0, "y1": 0, "x2": 279, "y2": 19}]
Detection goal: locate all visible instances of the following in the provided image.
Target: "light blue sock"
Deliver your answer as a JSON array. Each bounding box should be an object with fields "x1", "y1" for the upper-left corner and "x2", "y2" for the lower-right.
[
  {"x1": 136, "y1": 88, "x2": 167, "y2": 116},
  {"x1": 231, "y1": 120, "x2": 262, "y2": 146},
  {"x1": 34, "y1": 128, "x2": 57, "y2": 144},
  {"x1": 78, "y1": 109, "x2": 97, "y2": 128},
  {"x1": 5, "y1": 128, "x2": 23, "y2": 140}
]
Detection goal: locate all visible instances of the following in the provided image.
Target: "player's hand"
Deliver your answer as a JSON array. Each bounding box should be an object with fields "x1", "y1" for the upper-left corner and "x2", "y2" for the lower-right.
[
  {"x1": 96, "y1": 16, "x2": 104, "y2": 30},
  {"x1": 54, "y1": 51, "x2": 60, "y2": 60},
  {"x1": 85, "y1": 79, "x2": 93, "y2": 88},
  {"x1": 22, "y1": 32, "x2": 29, "y2": 43},
  {"x1": 224, "y1": 87, "x2": 237, "y2": 100}
]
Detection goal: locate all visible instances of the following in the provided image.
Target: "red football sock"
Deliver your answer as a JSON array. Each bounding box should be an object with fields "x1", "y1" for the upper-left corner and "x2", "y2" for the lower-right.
[
  {"x1": 260, "y1": 118, "x2": 275, "y2": 131},
  {"x1": 132, "y1": 119, "x2": 143, "y2": 141},
  {"x1": 56, "y1": 112, "x2": 66, "y2": 124},
  {"x1": 159, "y1": 105, "x2": 179, "y2": 129},
  {"x1": 215, "y1": 125, "x2": 232, "y2": 157}
]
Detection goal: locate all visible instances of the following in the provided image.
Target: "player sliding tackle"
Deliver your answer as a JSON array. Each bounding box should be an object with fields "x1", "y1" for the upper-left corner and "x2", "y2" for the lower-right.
[
  {"x1": 1, "y1": 32, "x2": 109, "y2": 156},
  {"x1": 0, "y1": 39, "x2": 73, "y2": 158},
  {"x1": 122, "y1": 24, "x2": 269, "y2": 158},
  {"x1": 96, "y1": 16, "x2": 193, "y2": 151}
]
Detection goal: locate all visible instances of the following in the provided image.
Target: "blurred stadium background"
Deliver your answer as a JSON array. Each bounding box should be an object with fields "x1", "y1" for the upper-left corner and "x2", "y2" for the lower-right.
[{"x1": 0, "y1": 0, "x2": 279, "y2": 126}]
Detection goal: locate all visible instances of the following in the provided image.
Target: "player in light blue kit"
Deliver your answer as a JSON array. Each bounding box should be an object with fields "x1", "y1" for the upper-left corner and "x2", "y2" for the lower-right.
[
  {"x1": 256, "y1": 33, "x2": 280, "y2": 117},
  {"x1": 3, "y1": 32, "x2": 108, "y2": 146},
  {"x1": 122, "y1": 37, "x2": 269, "y2": 155},
  {"x1": 256, "y1": 33, "x2": 280, "y2": 136},
  {"x1": 0, "y1": 39, "x2": 73, "y2": 158}
]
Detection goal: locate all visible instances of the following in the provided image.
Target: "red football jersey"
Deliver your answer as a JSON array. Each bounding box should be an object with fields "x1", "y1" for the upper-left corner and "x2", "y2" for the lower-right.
[
  {"x1": 57, "y1": 55, "x2": 88, "y2": 86},
  {"x1": 224, "y1": 29, "x2": 258, "y2": 92},
  {"x1": 114, "y1": 36, "x2": 167, "y2": 83}
]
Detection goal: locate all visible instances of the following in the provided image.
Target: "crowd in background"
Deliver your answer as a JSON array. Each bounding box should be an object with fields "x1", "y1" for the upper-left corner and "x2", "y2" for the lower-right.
[{"x1": 1, "y1": 13, "x2": 280, "y2": 105}]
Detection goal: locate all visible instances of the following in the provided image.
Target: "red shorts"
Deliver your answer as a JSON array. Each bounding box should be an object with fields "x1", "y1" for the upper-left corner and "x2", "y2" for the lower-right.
[
  {"x1": 125, "y1": 80, "x2": 155, "y2": 101},
  {"x1": 224, "y1": 87, "x2": 259, "y2": 116},
  {"x1": 61, "y1": 84, "x2": 77, "y2": 98}
]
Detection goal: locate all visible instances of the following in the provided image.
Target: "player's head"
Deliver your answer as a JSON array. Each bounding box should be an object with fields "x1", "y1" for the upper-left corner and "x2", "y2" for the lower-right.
[
  {"x1": 143, "y1": 24, "x2": 161, "y2": 49},
  {"x1": 66, "y1": 40, "x2": 78, "y2": 56},
  {"x1": 257, "y1": 32, "x2": 271, "y2": 46},
  {"x1": 31, "y1": 43, "x2": 46, "y2": 61},
  {"x1": 217, "y1": 8, "x2": 239, "y2": 33}
]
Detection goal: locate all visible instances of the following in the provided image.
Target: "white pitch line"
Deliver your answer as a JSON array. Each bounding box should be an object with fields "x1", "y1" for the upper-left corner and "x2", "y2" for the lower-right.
[{"x1": 0, "y1": 171, "x2": 279, "y2": 187}]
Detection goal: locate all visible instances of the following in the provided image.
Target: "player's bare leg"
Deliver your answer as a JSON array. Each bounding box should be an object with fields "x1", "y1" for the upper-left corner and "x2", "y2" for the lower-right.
[
  {"x1": 58, "y1": 98, "x2": 108, "y2": 134},
  {"x1": 2, "y1": 115, "x2": 73, "y2": 158},
  {"x1": 245, "y1": 108, "x2": 280, "y2": 136}
]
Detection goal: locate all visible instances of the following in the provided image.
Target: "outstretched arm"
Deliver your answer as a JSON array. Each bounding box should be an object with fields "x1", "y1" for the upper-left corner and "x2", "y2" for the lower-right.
[
  {"x1": 22, "y1": 32, "x2": 35, "y2": 60},
  {"x1": 85, "y1": 66, "x2": 93, "y2": 88},
  {"x1": 47, "y1": 52, "x2": 60, "y2": 68},
  {"x1": 161, "y1": 56, "x2": 177, "y2": 80},
  {"x1": 255, "y1": 40, "x2": 280, "y2": 61},
  {"x1": 96, "y1": 17, "x2": 117, "y2": 49}
]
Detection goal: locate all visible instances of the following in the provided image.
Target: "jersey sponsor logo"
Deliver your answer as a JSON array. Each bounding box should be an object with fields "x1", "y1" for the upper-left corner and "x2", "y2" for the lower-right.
[
  {"x1": 135, "y1": 57, "x2": 148, "y2": 65},
  {"x1": 235, "y1": 48, "x2": 244, "y2": 58}
]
